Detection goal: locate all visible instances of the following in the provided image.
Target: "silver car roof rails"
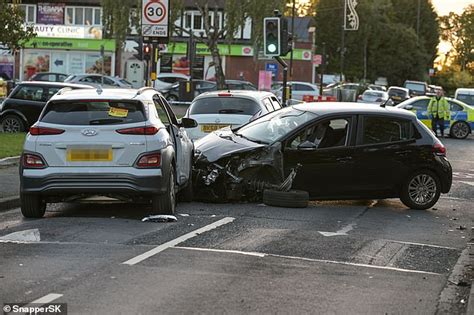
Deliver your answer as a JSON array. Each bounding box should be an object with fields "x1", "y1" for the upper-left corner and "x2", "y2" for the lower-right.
[
  {"x1": 135, "y1": 86, "x2": 156, "y2": 96},
  {"x1": 56, "y1": 87, "x2": 73, "y2": 95}
]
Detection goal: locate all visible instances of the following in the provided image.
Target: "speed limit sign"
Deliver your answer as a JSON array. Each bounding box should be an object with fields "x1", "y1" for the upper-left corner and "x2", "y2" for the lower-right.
[{"x1": 142, "y1": 0, "x2": 169, "y2": 41}]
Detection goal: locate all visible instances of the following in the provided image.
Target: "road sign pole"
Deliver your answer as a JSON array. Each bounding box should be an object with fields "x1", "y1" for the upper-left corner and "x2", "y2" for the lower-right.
[{"x1": 275, "y1": 56, "x2": 288, "y2": 106}]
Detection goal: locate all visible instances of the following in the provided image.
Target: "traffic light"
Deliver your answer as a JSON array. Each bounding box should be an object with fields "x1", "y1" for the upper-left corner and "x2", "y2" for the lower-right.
[
  {"x1": 133, "y1": 38, "x2": 143, "y2": 61},
  {"x1": 263, "y1": 17, "x2": 280, "y2": 57},
  {"x1": 143, "y1": 45, "x2": 151, "y2": 61},
  {"x1": 280, "y1": 17, "x2": 293, "y2": 56}
]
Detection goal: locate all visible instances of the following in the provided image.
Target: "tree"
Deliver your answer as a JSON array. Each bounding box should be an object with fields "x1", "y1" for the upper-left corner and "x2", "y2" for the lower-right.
[
  {"x1": 101, "y1": 0, "x2": 142, "y2": 48},
  {"x1": 0, "y1": 0, "x2": 36, "y2": 51},
  {"x1": 439, "y1": 5, "x2": 474, "y2": 71}
]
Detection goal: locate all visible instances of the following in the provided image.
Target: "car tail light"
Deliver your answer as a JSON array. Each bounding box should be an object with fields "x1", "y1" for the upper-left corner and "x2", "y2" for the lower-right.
[
  {"x1": 30, "y1": 126, "x2": 64, "y2": 135},
  {"x1": 218, "y1": 93, "x2": 232, "y2": 97},
  {"x1": 432, "y1": 141, "x2": 446, "y2": 156},
  {"x1": 136, "y1": 152, "x2": 161, "y2": 168},
  {"x1": 22, "y1": 153, "x2": 47, "y2": 168},
  {"x1": 116, "y1": 126, "x2": 160, "y2": 135}
]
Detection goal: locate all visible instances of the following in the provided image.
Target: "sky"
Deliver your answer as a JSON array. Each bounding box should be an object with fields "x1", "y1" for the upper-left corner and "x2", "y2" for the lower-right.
[{"x1": 431, "y1": 0, "x2": 472, "y2": 16}]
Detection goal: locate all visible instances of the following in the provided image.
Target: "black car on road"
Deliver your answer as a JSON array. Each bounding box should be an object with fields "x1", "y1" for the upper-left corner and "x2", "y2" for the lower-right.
[
  {"x1": 194, "y1": 103, "x2": 452, "y2": 210},
  {"x1": 0, "y1": 81, "x2": 92, "y2": 132}
]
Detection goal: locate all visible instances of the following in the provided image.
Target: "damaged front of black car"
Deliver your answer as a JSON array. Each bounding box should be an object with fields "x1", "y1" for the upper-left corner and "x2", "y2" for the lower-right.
[{"x1": 192, "y1": 107, "x2": 317, "y2": 203}]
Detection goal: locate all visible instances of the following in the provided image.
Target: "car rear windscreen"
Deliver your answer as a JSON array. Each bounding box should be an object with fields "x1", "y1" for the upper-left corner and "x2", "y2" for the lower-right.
[
  {"x1": 389, "y1": 89, "x2": 406, "y2": 97},
  {"x1": 457, "y1": 94, "x2": 474, "y2": 106},
  {"x1": 189, "y1": 97, "x2": 260, "y2": 115},
  {"x1": 40, "y1": 100, "x2": 146, "y2": 125},
  {"x1": 405, "y1": 83, "x2": 425, "y2": 93}
]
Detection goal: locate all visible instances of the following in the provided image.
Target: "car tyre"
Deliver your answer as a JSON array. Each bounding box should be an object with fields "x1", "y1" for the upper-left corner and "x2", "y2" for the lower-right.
[
  {"x1": 152, "y1": 166, "x2": 176, "y2": 214},
  {"x1": 263, "y1": 189, "x2": 309, "y2": 208},
  {"x1": 400, "y1": 170, "x2": 441, "y2": 210},
  {"x1": 1, "y1": 115, "x2": 26, "y2": 133},
  {"x1": 20, "y1": 193, "x2": 46, "y2": 218},
  {"x1": 450, "y1": 121, "x2": 470, "y2": 139}
]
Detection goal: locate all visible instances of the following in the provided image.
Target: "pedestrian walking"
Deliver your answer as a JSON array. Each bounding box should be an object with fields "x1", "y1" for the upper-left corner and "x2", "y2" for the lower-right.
[{"x1": 427, "y1": 89, "x2": 450, "y2": 137}]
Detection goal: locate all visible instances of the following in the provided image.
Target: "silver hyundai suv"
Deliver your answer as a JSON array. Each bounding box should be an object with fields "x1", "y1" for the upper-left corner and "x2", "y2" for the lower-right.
[{"x1": 20, "y1": 87, "x2": 197, "y2": 218}]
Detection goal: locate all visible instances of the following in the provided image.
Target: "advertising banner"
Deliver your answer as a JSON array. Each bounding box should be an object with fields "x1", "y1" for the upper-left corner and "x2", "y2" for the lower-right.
[
  {"x1": 37, "y1": 3, "x2": 65, "y2": 25},
  {"x1": 32, "y1": 25, "x2": 103, "y2": 39}
]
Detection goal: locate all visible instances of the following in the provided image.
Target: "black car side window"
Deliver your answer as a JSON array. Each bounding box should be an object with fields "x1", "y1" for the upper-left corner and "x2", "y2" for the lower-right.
[
  {"x1": 361, "y1": 116, "x2": 416, "y2": 145},
  {"x1": 448, "y1": 101, "x2": 463, "y2": 112},
  {"x1": 12, "y1": 86, "x2": 45, "y2": 102},
  {"x1": 288, "y1": 118, "x2": 350, "y2": 149}
]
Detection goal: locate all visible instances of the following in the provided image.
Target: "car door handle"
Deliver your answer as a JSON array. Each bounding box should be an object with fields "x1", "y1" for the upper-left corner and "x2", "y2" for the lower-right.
[{"x1": 336, "y1": 156, "x2": 353, "y2": 163}]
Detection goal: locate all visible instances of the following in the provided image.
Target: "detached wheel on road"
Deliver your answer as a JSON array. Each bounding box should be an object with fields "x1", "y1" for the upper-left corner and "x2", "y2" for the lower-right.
[
  {"x1": 20, "y1": 193, "x2": 46, "y2": 218},
  {"x1": 152, "y1": 166, "x2": 176, "y2": 215},
  {"x1": 450, "y1": 121, "x2": 470, "y2": 139},
  {"x1": 263, "y1": 189, "x2": 309, "y2": 208},
  {"x1": 400, "y1": 170, "x2": 441, "y2": 210},
  {"x1": 1, "y1": 115, "x2": 26, "y2": 133}
]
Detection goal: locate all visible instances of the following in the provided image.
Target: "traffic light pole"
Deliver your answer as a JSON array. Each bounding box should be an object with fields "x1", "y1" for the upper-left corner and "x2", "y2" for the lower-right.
[{"x1": 275, "y1": 56, "x2": 288, "y2": 107}]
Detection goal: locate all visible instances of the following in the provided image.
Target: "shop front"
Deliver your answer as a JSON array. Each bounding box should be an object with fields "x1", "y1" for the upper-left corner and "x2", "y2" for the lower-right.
[{"x1": 21, "y1": 37, "x2": 115, "y2": 80}]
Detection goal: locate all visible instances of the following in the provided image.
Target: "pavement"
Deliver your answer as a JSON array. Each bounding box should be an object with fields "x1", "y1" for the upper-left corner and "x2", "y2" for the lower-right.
[{"x1": 0, "y1": 156, "x2": 20, "y2": 212}]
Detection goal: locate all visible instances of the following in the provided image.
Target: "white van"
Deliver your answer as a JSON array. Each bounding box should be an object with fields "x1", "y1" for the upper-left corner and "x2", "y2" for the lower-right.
[{"x1": 455, "y1": 88, "x2": 474, "y2": 106}]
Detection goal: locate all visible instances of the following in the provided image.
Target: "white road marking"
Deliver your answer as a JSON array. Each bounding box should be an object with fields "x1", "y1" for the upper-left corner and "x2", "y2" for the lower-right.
[
  {"x1": 0, "y1": 229, "x2": 40, "y2": 243},
  {"x1": 318, "y1": 222, "x2": 356, "y2": 237},
  {"x1": 384, "y1": 239, "x2": 457, "y2": 250},
  {"x1": 174, "y1": 246, "x2": 442, "y2": 275},
  {"x1": 28, "y1": 293, "x2": 63, "y2": 304},
  {"x1": 123, "y1": 217, "x2": 235, "y2": 265},
  {"x1": 175, "y1": 246, "x2": 266, "y2": 257}
]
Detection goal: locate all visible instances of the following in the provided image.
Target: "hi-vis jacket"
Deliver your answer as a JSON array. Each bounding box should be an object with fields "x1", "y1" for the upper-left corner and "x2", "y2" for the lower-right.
[{"x1": 427, "y1": 97, "x2": 450, "y2": 119}]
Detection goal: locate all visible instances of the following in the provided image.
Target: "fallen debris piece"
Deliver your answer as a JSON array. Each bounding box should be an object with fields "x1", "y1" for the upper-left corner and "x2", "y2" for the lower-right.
[
  {"x1": 142, "y1": 215, "x2": 178, "y2": 223},
  {"x1": 178, "y1": 214, "x2": 190, "y2": 217},
  {"x1": 457, "y1": 225, "x2": 467, "y2": 230}
]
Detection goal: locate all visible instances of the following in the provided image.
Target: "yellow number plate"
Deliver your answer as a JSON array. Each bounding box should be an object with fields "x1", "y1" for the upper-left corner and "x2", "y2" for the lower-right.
[
  {"x1": 67, "y1": 148, "x2": 112, "y2": 162},
  {"x1": 201, "y1": 124, "x2": 229, "y2": 133}
]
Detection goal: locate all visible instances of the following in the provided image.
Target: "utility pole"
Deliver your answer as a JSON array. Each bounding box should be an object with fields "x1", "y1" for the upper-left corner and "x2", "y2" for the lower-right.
[
  {"x1": 416, "y1": 0, "x2": 421, "y2": 43},
  {"x1": 340, "y1": 0, "x2": 345, "y2": 82},
  {"x1": 289, "y1": 0, "x2": 296, "y2": 79}
]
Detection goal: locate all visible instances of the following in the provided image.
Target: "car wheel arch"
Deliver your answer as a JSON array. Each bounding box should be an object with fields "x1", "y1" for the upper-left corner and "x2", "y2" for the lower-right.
[{"x1": 0, "y1": 109, "x2": 29, "y2": 126}]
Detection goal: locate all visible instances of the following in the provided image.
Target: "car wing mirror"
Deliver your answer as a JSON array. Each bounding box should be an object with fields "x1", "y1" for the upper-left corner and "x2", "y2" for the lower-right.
[
  {"x1": 297, "y1": 141, "x2": 317, "y2": 150},
  {"x1": 180, "y1": 117, "x2": 198, "y2": 128},
  {"x1": 405, "y1": 105, "x2": 413, "y2": 110}
]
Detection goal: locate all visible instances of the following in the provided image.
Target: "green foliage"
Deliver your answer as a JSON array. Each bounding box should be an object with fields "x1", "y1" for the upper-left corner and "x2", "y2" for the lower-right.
[
  {"x1": 314, "y1": 0, "x2": 439, "y2": 86},
  {"x1": 0, "y1": 0, "x2": 36, "y2": 51},
  {"x1": 433, "y1": 65, "x2": 474, "y2": 96},
  {"x1": 101, "y1": 0, "x2": 141, "y2": 48},
  {"x1": 439, "y1": 5, "x2": 474, "y2": 71},
  {"x1": 0, "y1": 132, "x2": 26, "y2": 158}
]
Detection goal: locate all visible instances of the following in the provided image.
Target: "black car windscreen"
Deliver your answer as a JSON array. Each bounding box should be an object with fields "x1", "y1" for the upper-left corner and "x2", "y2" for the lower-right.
[
  {"x1": 189, "y1": 97, "x2": 260, "y2": 115},
  {"x1": 40, "y1": 100, "x2": 146, "y2": 125}
]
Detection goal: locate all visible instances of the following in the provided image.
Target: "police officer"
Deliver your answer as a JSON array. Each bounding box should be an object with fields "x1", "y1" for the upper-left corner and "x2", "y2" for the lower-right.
[{"x1": 427, "y1": 89, "x2": 450, "y2": 137}]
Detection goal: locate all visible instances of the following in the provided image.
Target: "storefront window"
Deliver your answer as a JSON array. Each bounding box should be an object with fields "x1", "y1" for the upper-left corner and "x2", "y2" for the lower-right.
[
  {"x1": 23, "y1": 51, "x2": 50, "y2": 80},
  {"x1": 85, "y1": 8, "x2": 93, "y2": 25},
  {"x1": 94, "y1": 8, "x2": 101, "y2": 25},
  {"x1": 75, "y1": 8, "x2": 84, "y2": 25}
]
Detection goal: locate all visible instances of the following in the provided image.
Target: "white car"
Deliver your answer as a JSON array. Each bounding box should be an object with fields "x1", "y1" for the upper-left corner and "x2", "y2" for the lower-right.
[
  {"x1": 154, "y1": 73, "x2": 190, "y2": 92},
  {"x1": 184, "y1": 90, "x2": 282, "y2": 140},
  {"x1": 19, "y1": 87, "x2": 197, "y2": 218},
  {"x1": 455, "y1": 88, "x2": 474, "y2": 106},
  {"x1": 357, "y1": 90, "x2": 392, "y2": 105},
  {"x1": 276, "y1": 81, "x2": 320, "y2": 101}
]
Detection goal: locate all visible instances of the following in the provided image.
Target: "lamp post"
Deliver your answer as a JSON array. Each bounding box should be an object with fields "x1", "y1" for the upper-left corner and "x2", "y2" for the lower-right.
[{"x1": 289, "y1": 0, "x2": 295, "y2": 79}]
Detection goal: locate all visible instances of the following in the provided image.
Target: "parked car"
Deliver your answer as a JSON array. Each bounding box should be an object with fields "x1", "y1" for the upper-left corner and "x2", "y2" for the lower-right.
[
  {"x1": 193, "y1": 103, "x2": 452, "y2": 210},
  {"x1": 404, "y1": 80, "x2": 428, "y2": 97},
  {"x1": 357, "y1": 90, "x2": 392, "y2": 105},
  {"x1": 396, "y1": 96, "x2": 474, "y2": 139},
  {"x1": 28, "y1": 72, "x2": 69, "y2": 82},
  {"x1": 0, "y1": 81, "x2": 93, "y2": 132},
  {"x1": 64, "y1": 74, "x2": 133, "y2": 88},
  {"x1": 388, "y1": 86, "x2": 410, "y2": 105},
  {"x1": 162, "y1": 80, "x2": 217, "y2": 102},
  {"x1": 19, "y1": 87, "x2": 197, "y2": 218},
  {"x1": 276, "y1": 81, "x2": 320, "y2": 101},
  {"x1": 455, "y1": 88, "x2": 474, "y2": 106},
  {"x1": 154, "y1": 73, "x2": 190, "y2": 92},
  {"x1": 367, "y1": 84, "x2": 387, "y2": 91},
  {"x1": 184, "y1": 90, "x2": 282, "y2": 140}
]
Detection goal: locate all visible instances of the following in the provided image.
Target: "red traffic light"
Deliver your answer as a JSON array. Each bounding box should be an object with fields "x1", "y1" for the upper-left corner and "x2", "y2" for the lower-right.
[{"x1": 144, "y1": 45, "x2": 151, "y2": 54}]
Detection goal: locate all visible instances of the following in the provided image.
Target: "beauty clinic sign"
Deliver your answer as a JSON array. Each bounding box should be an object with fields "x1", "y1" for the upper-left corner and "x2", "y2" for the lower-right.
[
  {"x1": 32, "y1": 25, "x2": 103, "y2": 39},
  {"x1": 37, "y1": 3, "x2": 65, "y2": 25}
]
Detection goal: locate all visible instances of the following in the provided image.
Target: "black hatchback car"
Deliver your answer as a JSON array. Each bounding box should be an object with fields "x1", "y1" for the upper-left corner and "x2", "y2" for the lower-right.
[
  {"x1": 193, "y1": 103, "x2": 452, "y2": 210},
  {"x1": 0, "y1": 81, "x2": 92, "y2": 132}
]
